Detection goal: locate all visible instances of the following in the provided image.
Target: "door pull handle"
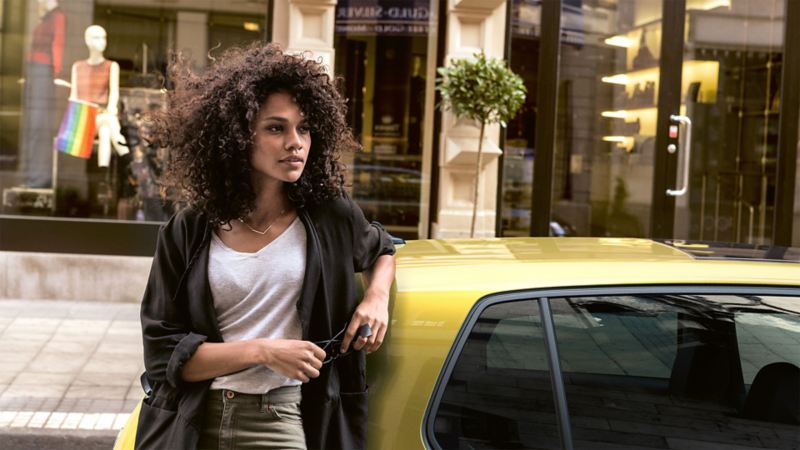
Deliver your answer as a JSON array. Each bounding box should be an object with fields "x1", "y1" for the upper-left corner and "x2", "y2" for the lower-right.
[{"x1": 667, "y1": 114, "x2": 692, "y2": 197}]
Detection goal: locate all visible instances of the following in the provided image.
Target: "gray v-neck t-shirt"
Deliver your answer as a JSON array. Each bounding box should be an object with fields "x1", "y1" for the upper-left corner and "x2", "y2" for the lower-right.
[{"x1": 208, "y1": 216, "x2": 306, "y2": 394}]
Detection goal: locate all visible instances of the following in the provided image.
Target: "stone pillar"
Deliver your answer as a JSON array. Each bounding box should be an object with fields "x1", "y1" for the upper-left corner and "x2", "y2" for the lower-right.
[
  {"x1": 433, "y1": 0, "x2": 507, "y2": 238},
  {"x1": 272, "y1": 0, "x2": 337, "y2": 72}
]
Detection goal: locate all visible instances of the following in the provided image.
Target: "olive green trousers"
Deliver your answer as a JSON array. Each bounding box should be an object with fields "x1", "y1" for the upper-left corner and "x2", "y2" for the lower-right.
[{"x1": 198, "y1": 386, "x2": 306, "y2": 450}]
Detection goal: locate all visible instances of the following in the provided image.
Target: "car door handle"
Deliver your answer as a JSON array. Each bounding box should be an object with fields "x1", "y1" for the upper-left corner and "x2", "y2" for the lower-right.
[{"x1": 666, "y1": 114, "x2": 692, "y2": 197}]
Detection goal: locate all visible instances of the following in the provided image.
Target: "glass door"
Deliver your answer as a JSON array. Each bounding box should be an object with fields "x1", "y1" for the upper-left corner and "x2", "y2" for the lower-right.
[
  {"x1": 659, "y1": 0, "x2": 786, "y2": 244},
  {"x1": 538, "y1": 0, "x2": 786, "y2": 243}
]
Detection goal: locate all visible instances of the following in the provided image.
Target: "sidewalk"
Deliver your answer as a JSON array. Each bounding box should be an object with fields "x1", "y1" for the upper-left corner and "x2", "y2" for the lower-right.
[{"x1": 0, "y1": 299, "x2": 143, "y2": 449}]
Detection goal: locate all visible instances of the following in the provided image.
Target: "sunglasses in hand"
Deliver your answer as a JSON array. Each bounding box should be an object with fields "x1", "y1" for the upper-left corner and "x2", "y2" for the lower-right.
[{"x1": 314, "y1": 322, "x2": 373, "y2": 365}]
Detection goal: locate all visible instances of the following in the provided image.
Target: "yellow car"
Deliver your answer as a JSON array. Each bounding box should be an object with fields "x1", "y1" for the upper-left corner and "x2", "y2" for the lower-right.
[{"x1": 116, "y1": 237, "x2": 800, "y2": 449}]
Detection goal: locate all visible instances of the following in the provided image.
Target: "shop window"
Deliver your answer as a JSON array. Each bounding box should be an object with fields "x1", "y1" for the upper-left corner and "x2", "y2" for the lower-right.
[
  {"x1": 0, "y1": 1, "x2": 269, "y2": 222},
  {"x1": 334, "y1": 0, "x2": 435, "y2": 240}
]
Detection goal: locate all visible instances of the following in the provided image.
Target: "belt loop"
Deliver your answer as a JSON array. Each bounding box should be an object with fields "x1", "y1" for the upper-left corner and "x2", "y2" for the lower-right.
[{"x1": 260, "y1": 392, "x2": 269, "y2": 413}]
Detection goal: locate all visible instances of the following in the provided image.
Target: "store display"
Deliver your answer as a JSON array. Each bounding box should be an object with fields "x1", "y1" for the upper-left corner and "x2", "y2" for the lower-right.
[
  {"x1": 69, "y1": 25, "x2": 130, "y2": 167},
  {"x1": 116, "y1": 88, "x2": 171, "y2": 221},
  {"x1": 18, "y1": 0, "x2": 65, "y2": 188}
]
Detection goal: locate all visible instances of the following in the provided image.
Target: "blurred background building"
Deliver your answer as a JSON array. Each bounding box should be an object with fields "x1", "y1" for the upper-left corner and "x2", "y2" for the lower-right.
[{"x1": 1, "y1": 0, "x2": 799, "y2": 263}]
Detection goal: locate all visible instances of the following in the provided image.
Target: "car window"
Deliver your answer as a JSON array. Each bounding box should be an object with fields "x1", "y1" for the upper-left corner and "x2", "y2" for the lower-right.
[
  {"x1": 431, "y1": 292, "x2": 800, "y2": 450},
  {"x1": 735, "y1": 297, "x2": 800, "y2": 384},
  {"x1": 432, "y1": 300, "x2": 561, "y2": 450}
]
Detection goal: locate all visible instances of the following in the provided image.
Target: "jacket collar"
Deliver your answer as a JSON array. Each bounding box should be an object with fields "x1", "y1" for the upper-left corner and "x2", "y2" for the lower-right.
[
  {"x1": 297, "y1": 209, "x2": 321, "y2": 339},
  {"x1": 184, "y1": 218, "x2": 224, "y2": 342}
]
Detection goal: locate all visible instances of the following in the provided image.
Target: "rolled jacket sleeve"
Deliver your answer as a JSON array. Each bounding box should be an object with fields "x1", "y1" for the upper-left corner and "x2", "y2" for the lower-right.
[
  {"x1": 140, "y1": 213, "x2": 209, "y2": 389},
  {"x1": 348, "y1": 196, "x2": 396, "y2": 273}
]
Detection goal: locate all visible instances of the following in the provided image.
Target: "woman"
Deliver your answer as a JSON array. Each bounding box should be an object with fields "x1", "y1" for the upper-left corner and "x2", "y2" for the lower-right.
[{"x1": 137, "y1": 43, "x2": 396, "y2": 450}]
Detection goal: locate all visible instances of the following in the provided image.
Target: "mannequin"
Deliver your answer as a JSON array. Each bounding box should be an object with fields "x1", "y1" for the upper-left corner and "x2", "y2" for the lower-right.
[
  {"x1": 19, "y1": 0, "x2": 65, "y2": 188},
  {"x1": 69, "y1": 25, "x2": 129, "y2": 167}
]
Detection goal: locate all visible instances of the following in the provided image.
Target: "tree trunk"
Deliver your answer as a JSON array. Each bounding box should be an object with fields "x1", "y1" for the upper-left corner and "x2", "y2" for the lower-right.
[{"x1": 470, "y1": 122, "x2": 486, "y2": 238}]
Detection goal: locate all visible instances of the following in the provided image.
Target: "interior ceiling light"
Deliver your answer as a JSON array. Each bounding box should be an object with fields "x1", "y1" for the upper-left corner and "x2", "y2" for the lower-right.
[
  {"x1": 601, "y1": 74, "x2": 629, "y2": 85},
  {"x1": 604, "y1": 36, "x2": 634, "y2": 48},
  {"x1": 244, "y1": 22, "x2": 260, "y2": 32},
  {"x1": 601, "y1": 110, "x2": 628, "y2": 119}
]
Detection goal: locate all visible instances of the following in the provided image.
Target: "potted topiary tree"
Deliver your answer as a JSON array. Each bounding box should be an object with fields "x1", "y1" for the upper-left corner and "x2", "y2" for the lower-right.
[{"x1": 436, "y1": 52, "x2": 526, "y2": 238}]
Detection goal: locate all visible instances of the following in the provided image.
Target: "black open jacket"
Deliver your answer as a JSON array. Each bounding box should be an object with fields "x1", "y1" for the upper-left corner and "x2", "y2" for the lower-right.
[{"x1": 136, "y1": 195, "x2": 395, "y2": 450}]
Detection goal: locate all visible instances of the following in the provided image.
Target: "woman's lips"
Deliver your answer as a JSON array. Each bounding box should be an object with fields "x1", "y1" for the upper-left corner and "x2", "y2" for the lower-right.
[{"x1": 280, "y1": 157, "x2": 304, "y2": 167}]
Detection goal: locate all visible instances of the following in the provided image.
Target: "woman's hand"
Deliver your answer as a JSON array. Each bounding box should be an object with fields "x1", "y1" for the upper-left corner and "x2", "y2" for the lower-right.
[
  {"x1": 259, "y1": 339, "x2": 326, "y2": 383},
  {"x1": 342, "y1": 254, "x2": 395, "y2": 355},
  {"x1": 341, "y1": 289, "x2": 389, "y2": 354}
]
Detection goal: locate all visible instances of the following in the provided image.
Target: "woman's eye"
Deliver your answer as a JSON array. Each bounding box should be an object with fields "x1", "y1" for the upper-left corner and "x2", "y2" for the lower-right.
[
  {"x1": 266, "y1": 125, "x2": 282, "y2": 133},
  {"x1": 298, "y1": 125, "x2": 311, "y2": 134}
]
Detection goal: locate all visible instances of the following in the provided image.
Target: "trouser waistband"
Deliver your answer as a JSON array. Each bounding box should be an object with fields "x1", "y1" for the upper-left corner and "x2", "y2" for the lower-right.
[{"x1": 211, "y1": 385, "x2": 302, "y2": 405}]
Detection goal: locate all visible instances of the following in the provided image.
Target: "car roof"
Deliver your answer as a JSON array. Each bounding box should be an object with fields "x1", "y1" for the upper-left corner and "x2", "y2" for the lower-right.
[{"x1": 394, "y1": 237, "x2": 800, "y2": 294}]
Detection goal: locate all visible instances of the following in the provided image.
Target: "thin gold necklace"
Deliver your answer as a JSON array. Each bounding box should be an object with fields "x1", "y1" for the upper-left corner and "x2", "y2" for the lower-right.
[{"x1": 238, "y1": 209, "x2": 287, "y2": 235}]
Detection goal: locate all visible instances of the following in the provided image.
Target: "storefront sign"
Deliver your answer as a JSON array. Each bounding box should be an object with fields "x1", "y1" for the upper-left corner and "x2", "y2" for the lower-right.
[{"x1": 336, "y1": 0, "x2": 431, "y2": 36}]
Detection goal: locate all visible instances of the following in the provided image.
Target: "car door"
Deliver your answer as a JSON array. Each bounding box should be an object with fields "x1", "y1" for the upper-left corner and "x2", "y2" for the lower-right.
[{"x1": 426, "y1": 286, "x2": 800, "y2": 449}]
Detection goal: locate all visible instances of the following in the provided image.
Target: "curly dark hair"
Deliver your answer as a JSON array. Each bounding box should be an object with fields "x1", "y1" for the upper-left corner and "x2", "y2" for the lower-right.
[{"x1": 150, "y1": 43, "x2": 356, "y2": 226}]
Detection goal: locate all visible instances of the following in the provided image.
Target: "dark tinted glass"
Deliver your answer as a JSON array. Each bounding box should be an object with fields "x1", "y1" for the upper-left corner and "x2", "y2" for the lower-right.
[
  {"x1": 433, "y1": 300, "x2": 560, "y2": 450},
  {"x1": 433, "y1": 293, "x2": 800, "y2": 450},
  {"x1": 550, "y1": 294, "x2": 800, "y2": 449}
]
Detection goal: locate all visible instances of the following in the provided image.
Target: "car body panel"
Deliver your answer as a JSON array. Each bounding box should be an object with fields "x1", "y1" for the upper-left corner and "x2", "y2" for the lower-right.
[
  {"x1": 394, "y1": 238, "x2": 800, "y2": 293},
  {"x1": 368, "y1": 237, "x2": 800, "y2": 449}
]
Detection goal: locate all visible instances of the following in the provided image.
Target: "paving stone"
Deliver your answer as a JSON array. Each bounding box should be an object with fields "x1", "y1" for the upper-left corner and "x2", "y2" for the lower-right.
[
  {"x1": 9, "y1": 411, "x2": 34, "y2": 427},
  {"x1": 73, "y1": 371, "x2": 131, "y2": 387},
  {"x1": 0, "y1": 411, "x2": 16, "y2": 427},
  {"x1": 49, "y1": 332, "x2": 104, "y2": 343},
  {"x1": 7, "y1": 318, "x2": 62, "y2": 329},
  {"x1": 667, "y1": 437, "x2": 767, "y2": 450},
  {"x1": 63, "y1": 386, "x2": 128, "y2": 401},
  {"x1": 0, "y1": 339, "x2": 46, "y2": 353},
  {"x1": 44, "y1": 411, "x2": 66, "y2": 429},
  {"x1": 19, "y1": 397, "x2": 45, "y2": 412},
  {"x1": 122, "y1": 399, "x2": 139, "y2": 413},
  {"x1": 106, "y1": 320, "x2": 140, "y2": 331},
  {"x1": 40, "y1": 340, "x2": 97, "y2": 354},
  {"x1": 81, "y1": 356, "x2": 141, "y2": 375},
  {"x1": 56, "y1": 320, "x2": 109, "y2": 335},
  {"x1": 87, "y1": 399, "x2": 124, "y2": 413},
  {"x1": 94, "y1": 342, "x2": 142, "y2": 355},
  {"x1": 10, "y1": 372, "x2": 75, "y2": 385},
  {"x1": 72, "y1": 398, "x2": 94, "y2": 413},
  {"x1": 0, "y1": 331, "x2": 52, "y2": 343},
  {"x1": 26, "y1": 352, "x2": 89, "y2": 373},
  {"x1": 126, "y1": 383, "x2": 144, "y2": 401},
  {"x1": 0, "y1": 361, "x2": 30, "y2": 373},
  {"x1": 39, "y1": 397, "x2": 59, "y2": 411},
  {"x1": 53, "y1": 398, "x2": 78, "y2": 412},
  {"x1": 0, "y1": 352, "x2": 37, "y2": 365},
  {"x1": 1, "y1": 384, "x2": 69, "y2": 399},
  {"x1": 27, "y1": 411, "x2": 51, "y2": 428}
]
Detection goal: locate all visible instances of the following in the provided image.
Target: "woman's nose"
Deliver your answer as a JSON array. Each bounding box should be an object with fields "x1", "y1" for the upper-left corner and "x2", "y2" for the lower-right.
[{"x1": 285, "y1": 127, "x2": 303, "y2": 150}]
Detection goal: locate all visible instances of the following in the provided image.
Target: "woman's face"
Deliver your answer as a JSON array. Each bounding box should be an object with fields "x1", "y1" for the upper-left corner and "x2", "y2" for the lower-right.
[{"x1": 250, "y1": 92, "x2": 311, "y2": 188}]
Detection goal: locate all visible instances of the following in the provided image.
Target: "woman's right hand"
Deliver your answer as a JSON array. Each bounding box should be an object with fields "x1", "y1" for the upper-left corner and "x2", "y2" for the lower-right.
[{"x1": 258, "y1": 339, "x2": 326, "y2": 383}]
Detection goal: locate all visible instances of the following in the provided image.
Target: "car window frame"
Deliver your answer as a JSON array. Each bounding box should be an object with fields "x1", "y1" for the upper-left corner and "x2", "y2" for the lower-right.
[{"x1": 422, "y1": 284, "x2": 800, "y2": 450}]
